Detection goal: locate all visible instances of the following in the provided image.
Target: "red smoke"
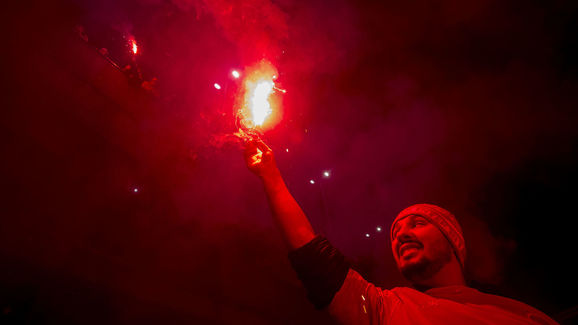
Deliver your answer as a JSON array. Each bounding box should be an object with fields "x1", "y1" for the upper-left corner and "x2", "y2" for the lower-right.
[{"x1": 195, "y1": 0, "x2": 288, "y2": 64}]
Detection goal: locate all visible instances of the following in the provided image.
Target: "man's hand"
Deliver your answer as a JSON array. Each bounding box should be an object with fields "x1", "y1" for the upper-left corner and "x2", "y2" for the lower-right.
[{"x1": 244, "y1": 139, "x2": 279, "y2": 179}]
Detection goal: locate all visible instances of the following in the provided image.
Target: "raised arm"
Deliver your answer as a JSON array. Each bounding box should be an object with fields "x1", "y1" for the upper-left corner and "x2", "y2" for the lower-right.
[
  {"x1": 244, "y1": 139, "x2": 387, "y2": 322},
  {"x1": 244, "y1": 139, "x2": 315, "y2": 250}
]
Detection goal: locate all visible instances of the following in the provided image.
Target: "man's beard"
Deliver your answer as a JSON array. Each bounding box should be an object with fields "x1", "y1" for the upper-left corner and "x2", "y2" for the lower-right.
[{"x1": 399, "y1": 242, "x2": 453, "y2": 284}]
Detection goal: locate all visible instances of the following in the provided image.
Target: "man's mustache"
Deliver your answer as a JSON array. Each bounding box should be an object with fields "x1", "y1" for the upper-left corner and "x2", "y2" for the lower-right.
[{"x1": 397, "y1": 236, "x2": 423, "y2": 255}]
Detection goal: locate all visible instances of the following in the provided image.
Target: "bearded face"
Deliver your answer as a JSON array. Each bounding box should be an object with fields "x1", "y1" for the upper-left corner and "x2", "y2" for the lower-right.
[{"x1": 391, "y1": 215, "x2": 454, "y2": 284}]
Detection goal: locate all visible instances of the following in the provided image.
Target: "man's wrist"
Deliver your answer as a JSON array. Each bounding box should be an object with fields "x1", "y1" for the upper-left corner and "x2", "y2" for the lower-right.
[{"x1": 260, "y1": 168, "x2": 283, "y2": 187}]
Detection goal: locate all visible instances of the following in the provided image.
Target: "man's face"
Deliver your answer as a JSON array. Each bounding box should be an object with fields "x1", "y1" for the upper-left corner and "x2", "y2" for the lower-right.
[{"x1": 391, "y1": 215, "x2": 453, "y2": 283}]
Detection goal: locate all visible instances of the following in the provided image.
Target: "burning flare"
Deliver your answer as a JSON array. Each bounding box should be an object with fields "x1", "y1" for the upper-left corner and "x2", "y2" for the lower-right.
[
  {"x1": 250, "y1": 80, "x2": 274, "y2": 126},
  {"x1": 238, "y1": 60, "x2": 282, "y2": 130},
  {"x1": 131, "y1": 39, "x2": 138, "y2": 55}
]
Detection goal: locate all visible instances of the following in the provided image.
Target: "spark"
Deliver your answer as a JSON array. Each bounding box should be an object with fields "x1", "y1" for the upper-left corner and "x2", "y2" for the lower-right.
[
  {"x1": 273, "y1": 85, "x2": 286, "y2": 93},
  {"x1": 232, "y1": 70, "x2": 240, "y2": 79},
  {"x1": 214, "y1": 83, "x2": 221, "y2": 90}
]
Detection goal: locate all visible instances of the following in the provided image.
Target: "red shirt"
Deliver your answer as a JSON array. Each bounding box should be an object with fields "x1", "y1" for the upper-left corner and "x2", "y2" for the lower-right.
[{"x1": 328, "y1": 269, "x2": 558, "y2": 325}]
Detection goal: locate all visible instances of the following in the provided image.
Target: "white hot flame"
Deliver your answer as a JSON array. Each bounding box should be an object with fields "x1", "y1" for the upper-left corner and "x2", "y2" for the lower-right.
[{"x1": 250, "y1": 80, "x2": 274, "y2": 126}]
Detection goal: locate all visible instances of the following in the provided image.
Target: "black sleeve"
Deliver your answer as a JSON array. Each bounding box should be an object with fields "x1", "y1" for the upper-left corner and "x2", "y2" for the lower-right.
[{"x1": 288, "y1": 235, "x2": 351, "y2": 309}]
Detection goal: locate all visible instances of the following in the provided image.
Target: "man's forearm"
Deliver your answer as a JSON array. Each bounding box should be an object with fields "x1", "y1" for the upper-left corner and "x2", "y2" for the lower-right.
[
  {"x1": 245, "y1": 140, "x2": 348, "y2": 311},
  {"x1": 261, "y1": 171, "x2": 316, "y2": 250}
]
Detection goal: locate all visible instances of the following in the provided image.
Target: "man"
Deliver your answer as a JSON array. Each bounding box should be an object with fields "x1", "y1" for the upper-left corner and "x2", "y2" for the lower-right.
[{"x1": 244, "y1": 139, "x2": 558, "y2": 324}]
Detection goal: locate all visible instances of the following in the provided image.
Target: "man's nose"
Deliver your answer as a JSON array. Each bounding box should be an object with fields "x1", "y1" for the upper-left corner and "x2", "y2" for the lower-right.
[
  {"x1": 395, "y1": 229, "x2": 421, "y2": 256},
  {"x1": 396, "y1": 230, "x2": 413, "y2": 243},
  {"x1": 395, "y1": 224, "x2": 418, "y2": 244}
]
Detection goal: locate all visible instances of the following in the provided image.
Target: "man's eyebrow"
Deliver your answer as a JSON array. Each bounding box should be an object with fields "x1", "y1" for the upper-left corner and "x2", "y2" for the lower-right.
[
  {"x1": 413, "y1": 215, "x2": 428, "y2": 222},
  {"x1": 393, "y1": 215, "x2": 426, "y2": 236}
]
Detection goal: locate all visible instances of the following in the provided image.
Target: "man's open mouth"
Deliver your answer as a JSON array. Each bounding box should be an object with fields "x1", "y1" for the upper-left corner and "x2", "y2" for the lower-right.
[{"x1": 399, "y1": 242, "x2": 421, "y2": 256}]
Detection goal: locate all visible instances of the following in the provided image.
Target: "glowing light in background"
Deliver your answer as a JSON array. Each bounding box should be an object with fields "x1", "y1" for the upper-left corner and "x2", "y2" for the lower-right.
[
  {"x1": 310, "y1": 180, "x2": 315, "y2": 184},
  {"x1": 323, "y1": 171, "x2": 330, "y2": 177},
  {"x1": 133, "y1": 188, "x2": 139, "y2": 193},
  {"x1": 232, "y1": 70, "x2": 240, "y2": 79},
  {"x1": 214, "y1": 83, "x2": 222, "y2": 90},
  {"x1": 365, "y1": 233, "x2": 370, "y2": 238},
  {"x1": 376, "y1": 226, "x2": 382, "y2": 232},
  {"x1": 285, "y1": 148, "x2": 289, "y2": 152}
]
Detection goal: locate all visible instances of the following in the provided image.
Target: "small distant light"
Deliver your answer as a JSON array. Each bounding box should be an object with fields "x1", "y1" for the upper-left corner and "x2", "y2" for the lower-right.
[
  {"x1": 365, "y1": 233, "x2": 370, "y2": 238},
  {"x1": 214, "y1": 83, "x2": 221, "y2": 90},
  {"x1": 376, "y1": 226, "x2": 382, "y2": 232},
  {"x1": 272, "y1": 75, "x2": 277, "y2": 80},
  {"x1": 323, "y1": 171, "x2": 330, "y2": 177},
  {"x1": 133, "y1": 188, "x2": 139, "y2": 193},
  {"x1": 231, "y1": 70, "x2": 240, "y2": 79},
  {"x1": 285, "y1": 148, "x2": 289, "y2": 152},
  {"x1": 310, "y1": 180, "x2": 315, "y2": 184}
]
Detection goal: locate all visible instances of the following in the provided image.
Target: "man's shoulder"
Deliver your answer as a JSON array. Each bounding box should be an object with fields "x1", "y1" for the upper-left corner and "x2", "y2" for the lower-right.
[
  {"x1": 425, "y1": 286, "x2": 559, "y2": 324},
  {"x1": 387, "y1": 286, "x2": 434, "y2": 302}
]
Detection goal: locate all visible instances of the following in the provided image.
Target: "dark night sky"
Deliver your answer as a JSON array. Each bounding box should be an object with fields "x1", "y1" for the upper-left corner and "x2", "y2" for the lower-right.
[{"x1": 1, "y1": 0, "x2": 578, "y2": 324}]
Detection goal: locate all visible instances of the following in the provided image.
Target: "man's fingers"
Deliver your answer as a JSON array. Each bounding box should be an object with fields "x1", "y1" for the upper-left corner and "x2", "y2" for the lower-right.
[
  {"x1": 244, "y1": 140, "x2": 259, "y2": 156},
  {"x1": 254, "y1": 139, "x2": 272, "y2": 154},
  {"x1": 245, "y1": 139, "x2": 271, "y2": 155},
  {"x1": 250, "y1": 148, "x2": 263, "y2": 166}
]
